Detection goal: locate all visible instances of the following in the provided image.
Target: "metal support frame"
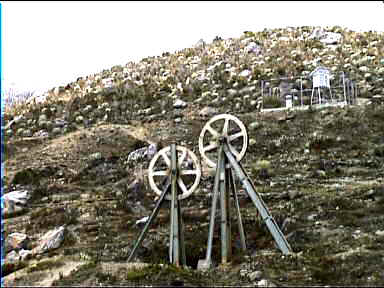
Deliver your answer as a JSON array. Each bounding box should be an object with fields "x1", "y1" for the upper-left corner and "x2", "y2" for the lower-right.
[
  {"x1": 198, "y1": 143, "x2": 246, "y2": 269},
  {"x1": 222, "y1": 142, "x2": 292, "y2": 255},
  {"x1": 128, "y1": 144, "x2": 186, "y2": 267},
  {"x1": 198, "y1": 139, "x2": 292, "y2": 270}
]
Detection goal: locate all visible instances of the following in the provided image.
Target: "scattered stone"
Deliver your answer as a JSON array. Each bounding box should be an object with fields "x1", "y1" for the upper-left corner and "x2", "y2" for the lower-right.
[
  {"x1": 127, "y1": 144, "x2": 157, "y2": 163},
  {"x1": 34, "y1": 130, "x2": 49, "y2": 137},
  {"x1": 257, "y1": 279, "x2": 276, "y2": 287},
  {"x1": 76, "y1": 115, "x2": 84, "y2": 124},
  {"x1": 39, "y1": 114, "x2": 48, "y2": 122},
  {"x1": 173, "y1": 99, "x2": 187, "y2": 109},
  {"x1": 239, "y1": 69, "x2": 251, "y2": 78},
  {"x1": 4, "y1": 250, "x2": 20, "y2": 265},
  {"x1": 33, "y1": 226, "x2": 65, "y2": 255},
  {"x1": 5, "y1": 232, "x2": 31, "y2": 253},
  {"x1": 249, "y1": 121, "x2": 262, "y2": 130},
  {"x1": 245, "y1": 42, "x2": 262, "y2": 54},
  {"x1": 4, "y1": 115, "x2": 24, "y2": 130},
  {"x1": 89, "y1": 152, "x2": 102, "y2": 161},
  {"x1": 199, "y1": 106, "x2": 218, "y2": 117},
  {"x1": 2, "y1": 190, "x2": 30, "y2": 218},
  {"x1": 248, "y1": 270, "x2": 262, "y2": 281},
  {"x1": 52, "y1": 127, "x2": 62, "y2": 135},
  {"x1": 19, "y1": 249, "x2": 33, "y2": 260}
]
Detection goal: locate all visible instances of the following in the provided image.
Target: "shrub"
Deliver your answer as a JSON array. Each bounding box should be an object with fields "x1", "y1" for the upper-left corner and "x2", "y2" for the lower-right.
[{"x1": 263, "y1": 95, "x2": 283, "y2": 108}]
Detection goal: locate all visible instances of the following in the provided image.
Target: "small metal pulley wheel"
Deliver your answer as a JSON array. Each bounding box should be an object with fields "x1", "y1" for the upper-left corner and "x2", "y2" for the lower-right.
[
  {"x1": 199, "y1": 114, "x2": 248, "y2": 167},
  {"x1": 148, "y1": 145, "x2": 201, "y2": 200}
]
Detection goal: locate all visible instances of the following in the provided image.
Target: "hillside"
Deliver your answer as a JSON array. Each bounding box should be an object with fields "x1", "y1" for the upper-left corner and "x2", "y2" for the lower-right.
[{"x1": 2, "y1": 26, "x2": 384, "y2": 286}]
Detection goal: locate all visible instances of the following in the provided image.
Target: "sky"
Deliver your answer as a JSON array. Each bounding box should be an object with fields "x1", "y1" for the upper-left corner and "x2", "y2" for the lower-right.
[{"x1": 2, "y1": 1, "x2": 384, "y2": 96}]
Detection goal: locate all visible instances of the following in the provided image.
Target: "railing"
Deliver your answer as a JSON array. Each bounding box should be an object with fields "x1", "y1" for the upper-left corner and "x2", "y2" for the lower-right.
[{"x1": 260, "y1": 72, "x2": 358, "y2": 110}]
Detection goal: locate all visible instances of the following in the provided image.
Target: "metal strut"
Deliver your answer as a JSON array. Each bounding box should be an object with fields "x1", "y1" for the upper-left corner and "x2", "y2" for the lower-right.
[
  {"x1": 198, "y1": 139, "x2": 292, "y2": 270},
  {"x1": 128, "y1": 144, "x2": 188, "y2": 267},
  {"x1": 198, "y1": 143, "x2": 248, "y2": 270},
  {"x1": 222, "y1": 142, "x2": 292, "y2": 255}
]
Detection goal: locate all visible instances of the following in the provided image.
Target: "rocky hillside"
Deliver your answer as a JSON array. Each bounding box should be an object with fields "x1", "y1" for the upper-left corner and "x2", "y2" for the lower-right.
[{"x1": 2, "y1": 26, "x2": 384, "y2": 286}]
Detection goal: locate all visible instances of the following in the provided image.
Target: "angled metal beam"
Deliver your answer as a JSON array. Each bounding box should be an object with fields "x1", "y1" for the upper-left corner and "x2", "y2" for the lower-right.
[
  {"x1": 222, "y1": 142, "x2": 292, "y2": 255},
  {"x1": 127, "y1": 178, "x2": 171, "y2": 262}
]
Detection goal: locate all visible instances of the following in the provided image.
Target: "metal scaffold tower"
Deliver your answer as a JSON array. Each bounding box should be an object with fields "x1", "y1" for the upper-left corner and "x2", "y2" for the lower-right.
[
  {"x1": 127, "y1": 144, "x2": 201, "y2": 267},
  {"x1": 197, "y1": 114, "x2": 292, "y2": 270}
]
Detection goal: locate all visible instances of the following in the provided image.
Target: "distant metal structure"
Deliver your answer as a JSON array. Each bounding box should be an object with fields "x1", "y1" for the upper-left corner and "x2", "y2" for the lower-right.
[
  {"x1": 260, "y1": 71, "x2": 358, "y2": 111},
  {"x1": 310, "y1": 66, "x2": 333, "y2": 105},
  {"x1": 197, "y1": 114, "x2": 292, "y2": 270},
  {"x1": 341, "y1": 71, "x2": 357, "y2": 105}
]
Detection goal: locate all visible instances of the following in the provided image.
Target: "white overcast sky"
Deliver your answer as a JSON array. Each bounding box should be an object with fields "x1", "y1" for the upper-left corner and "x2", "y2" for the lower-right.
[{"x1": 2, "y1": 1, "x2": 384, "y2": 95}]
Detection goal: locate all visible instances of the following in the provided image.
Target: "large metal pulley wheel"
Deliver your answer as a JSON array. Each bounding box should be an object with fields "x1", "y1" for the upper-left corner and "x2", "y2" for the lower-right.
[
  {"x1": 199, "y1": 114, "x2": 248, "y2": 167},
  {"x1": 148, "y1": 145, "x2": 201, "y2": 201}
]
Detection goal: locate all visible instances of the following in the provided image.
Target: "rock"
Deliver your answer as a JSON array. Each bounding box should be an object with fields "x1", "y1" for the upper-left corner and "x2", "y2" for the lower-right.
[
  {"x1": 249, "y1": 121, "x2": 262, "y2": 130},
  {"x1": 249, "y1": 138, "x2": 257, "y2": 146},
  {"x1": 257, "y1": 279, "x2": 276, "y2": 287},
  {"x1": 83, "y1": 105, "x2": 93, "y2": 114},
  {"x1": 239, "y1": 269, "x2": 248, "y2": 277},
  {"x1": 2, "y1": 190, "x2": 30, "y2": 218},
  {"x1": 5, "y1": 129, "x2": 13, "y2": 137},
  {"x1": 33, "y1": 130, "x2": 49, "y2": 137},
  {"x1": 199, "y1": 106, "x2": 218, "y2": 117},
  {"x1": 54, "y1": 119, "x2": 68, "y2": 128},
  {"x1": 375, "y1": 230, "x2": 384, "y2": 237},
  {"x1": 227, "y1": 89, "x2": 237, "y2": 97},
  {"x1": 5, "y1": 232, "x2": 30, "y2": 253},
  {"x1": 16, "y1": 128, "x2": 24, "y2": 137},
  {"x1": 239, "y1": 69, "x2": 251, "y2": 78},
  {"x1": 76, "y1": 115, "x2": 84, "y2": 124},
  {"x1": 249, "y1": 270, "x2": 262, "y2": 281},
  {"x1": 39, "y1": 114, "x2": 48, "y2": 122},
  {"x1": 309, "y1": 27, "x2": 342, "y2": 44},
  {"x1": 89, "y1": 152, "x2": 102, "y2": 161},
  {"x1": 173, "y1": 99, "x2": 187, "y2": 109},
  {"x1": 245, "y1": 42, "x2": 262, "y2": 54},
  {"x1": 201, "y1": 91, "x2": 211, "y2": 98},
  {"x1": 4, "y1": 115, "x2": 24, "y2": 130},
  {"x1": 33, "y1": 226, "x2": 65, "y2": 254},
  {"x1": 19, "y1": 249, "x2": 33, "y2": 260},
  {"x1": 320, "y1": 32, "x2": 342, "y2": 45},
  {"x1": 4, "y1": 250, "x2": 20, "y2": 264},
  {"x1": 127, "y1": 144, "x2": 157, "y2": 164},
  {"x1": 52, "y1": 127, "x2": 62, "y2": 135}
]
